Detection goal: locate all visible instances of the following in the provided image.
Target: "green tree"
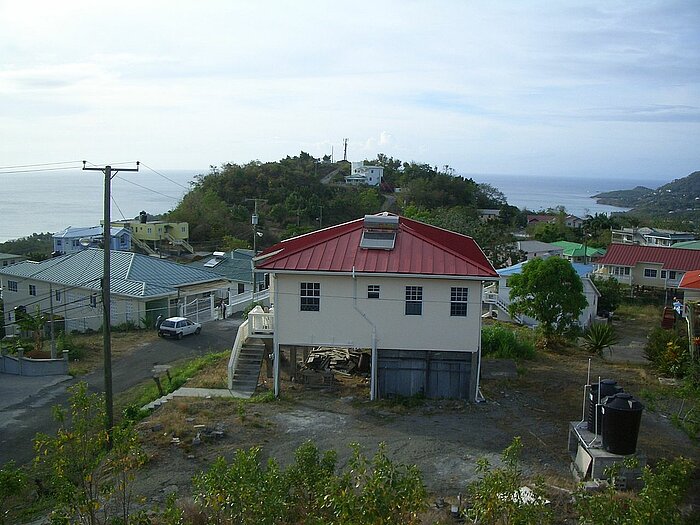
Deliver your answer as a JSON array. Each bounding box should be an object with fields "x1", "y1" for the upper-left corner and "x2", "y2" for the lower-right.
[
  {"x1": 33, "y1": 382, "x2": 145, "y2": 525},
  {"x1": 508, "y1": 257, "x2": 587, "y2": 343},
  {"x1": 592, "y1": 276, "x2": 624, "y2": 314},
  {"x1": 16, "y1": 306, "x2": 46, "y2": 354}
]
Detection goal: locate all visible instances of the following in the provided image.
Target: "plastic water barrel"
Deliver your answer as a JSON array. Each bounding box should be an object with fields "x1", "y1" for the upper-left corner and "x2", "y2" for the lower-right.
[
  {"x1": 587, "y1": 379, "x2": 623, "y2": 433},
  {"x1": 601, "y1": 393, "x2": 644, "y2": 455}
]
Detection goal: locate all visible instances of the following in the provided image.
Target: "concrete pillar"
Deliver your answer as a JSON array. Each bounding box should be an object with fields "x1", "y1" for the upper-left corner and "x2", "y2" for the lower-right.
[{"x1": 273, "y1": 343, "x2": 280, "y2": 397}]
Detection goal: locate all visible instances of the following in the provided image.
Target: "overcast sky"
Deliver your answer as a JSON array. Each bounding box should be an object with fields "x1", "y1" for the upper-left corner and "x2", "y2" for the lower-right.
[{"x1": 1, "y1": 1, "x2": 698, "y2": 179}]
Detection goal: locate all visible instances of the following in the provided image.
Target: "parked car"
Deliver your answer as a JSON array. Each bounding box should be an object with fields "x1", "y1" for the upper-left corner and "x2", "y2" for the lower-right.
[{"x1": 158, "y1": 316, "x2": 202, "y2": 339}]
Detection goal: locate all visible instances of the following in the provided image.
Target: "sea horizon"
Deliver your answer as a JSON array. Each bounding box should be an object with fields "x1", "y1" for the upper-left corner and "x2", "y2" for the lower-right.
[{"x1": 0, "y1": 168, "x2": 672, "y2": 244}]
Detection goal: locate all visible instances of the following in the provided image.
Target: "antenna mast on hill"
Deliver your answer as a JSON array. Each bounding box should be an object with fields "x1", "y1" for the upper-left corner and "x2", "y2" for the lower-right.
[{"x1": 343, "y1": 138, "x2": 348, "y2": 161}]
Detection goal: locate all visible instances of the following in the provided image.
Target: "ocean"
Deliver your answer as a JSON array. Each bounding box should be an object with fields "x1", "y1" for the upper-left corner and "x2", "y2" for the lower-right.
[
  {"x1": 0, "y1": 168, "x2": 204, "y2": 243},
  {"x1": 469, "y1": 173, "x2": 667, "y2": 218},
  {"x1": 0, "y1": 168, "x2": 669, "y2": 243}
]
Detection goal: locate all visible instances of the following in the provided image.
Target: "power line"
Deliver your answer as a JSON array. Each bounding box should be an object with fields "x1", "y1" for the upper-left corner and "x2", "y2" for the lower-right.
[
  {"x1": 0, "y1": 160, "x2": 83, "y2": 170},
  {"x1": 113, "y1": 174, "x2": 180, "y2": 200},
  {"x1": 0, "y1": 166, "x2": 83, "y2": 175},
  {"x1": 140, "y1": 162, "x2": 192, "y2": 190}
]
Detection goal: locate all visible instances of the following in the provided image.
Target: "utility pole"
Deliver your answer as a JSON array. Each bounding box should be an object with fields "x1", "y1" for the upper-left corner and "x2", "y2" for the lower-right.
[
  {"x1": 317, "y1": 205, "x2": 323, "y2": 229},
  {"x1": 245, "y1": 198, "x2": 267, "y2": 303},
  {"x1": 49, "y1": 284, "x2": 56, "y2": 359},
  {"x1": 343, "y1": 138, "x2": 348, "y2": 161},
  {"x1": 82, "y1": 161, "x2": 139, "y2": 446}
]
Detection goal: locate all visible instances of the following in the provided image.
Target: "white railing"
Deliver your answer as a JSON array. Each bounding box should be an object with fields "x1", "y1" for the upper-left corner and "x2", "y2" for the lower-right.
[
  {"x1": 482, "y1": 291, "x2": 526, "y2": 324},
  {"x1": 227, "y1": 289, "x2": 271, "y2": 314},
  {"x1": 228, "y1": 318, "x2": 250, "y2": 390},
  {"x1": 249, "y1": 305, "x2": 274, "y2": 334}
]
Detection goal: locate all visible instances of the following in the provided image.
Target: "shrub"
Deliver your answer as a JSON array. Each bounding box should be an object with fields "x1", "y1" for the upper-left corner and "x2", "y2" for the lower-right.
[
  {"x1": 644, "y1": 328, "x2": 689, "y2": 377},
  {"x1": 56, "y1": 331, "x2": 86, "y2": 360},
  {"x1": 575, "y1": 456, "x2": 694, "y2": 525},
  {"x1": 0, "y1": 461, "x2": 27, "y2": 525},
  {"x1": 481, "y1": 324, "x2": 536, "y2": 359},
  {"x1": 466, "y1": 437, "x2": 552, "y2": 524},
  {"x1": 581, "y1": 323, "x2": 620, "y2": 355}
]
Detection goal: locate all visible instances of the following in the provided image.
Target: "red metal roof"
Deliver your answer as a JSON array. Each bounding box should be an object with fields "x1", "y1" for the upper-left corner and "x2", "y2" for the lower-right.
[
  {"x1": 679, "y1": 270, "x2": 700, "y2": 289},
  {"x1": 256, "y1": 215, "x2": 498, "y2": 278},
  {"x1": 596, "y1": 243, "x2": 700, "y2": 271}
]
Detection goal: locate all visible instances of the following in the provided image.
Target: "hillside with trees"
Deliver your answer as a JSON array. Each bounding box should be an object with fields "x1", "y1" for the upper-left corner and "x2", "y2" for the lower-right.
[
  {"x1": 165, "y1": 152, "x2": 524, "y2": 266},
  {"x1": 594, "y1": 170, "x2": 700, "y2": 221}
]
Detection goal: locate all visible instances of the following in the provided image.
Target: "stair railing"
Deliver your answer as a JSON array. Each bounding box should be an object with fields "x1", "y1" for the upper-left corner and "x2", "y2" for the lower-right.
[{"x1": 228, "y1": 318, "x2": 250, "y2": 390}]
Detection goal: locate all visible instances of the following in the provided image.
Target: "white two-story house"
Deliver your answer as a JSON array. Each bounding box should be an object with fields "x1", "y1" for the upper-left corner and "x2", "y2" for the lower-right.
[{"x1": 243, "y1": 213, "x2": 498, "y2": 401}]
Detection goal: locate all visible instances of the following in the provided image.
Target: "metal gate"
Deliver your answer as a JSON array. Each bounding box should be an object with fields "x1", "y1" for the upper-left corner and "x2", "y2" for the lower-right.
[
  {"x1": 377, "y1": 350, "x2": 473, "y2": 400},
  {"x1": 181, "y1": 296, "x2": 214, "y2": 322}
]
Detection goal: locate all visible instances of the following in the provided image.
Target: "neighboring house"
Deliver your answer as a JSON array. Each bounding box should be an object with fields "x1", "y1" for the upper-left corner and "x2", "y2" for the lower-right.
[
  {"x1": 516, "y1": 240, "x2": 563, "y2": 260},
  {"x1": 526, "y1": 214, "x2": 583, "y2": 228},
  {"x1": 188, "y1": 249, "x2": 268, "y2": 312},
  {"x1": 239, "y1": 213, "x2": 498, "y2": 401},
  {"x1": 478, "y1": 209, "x2": 501, "y2": 222},
  {"x1": 610, "y1": 227, "x2": 696, "y2": 247},
  {"x1": 551, "y1": 241, "x2": 606, "y2": 263},
  {"x1": 670, "y1": 240, "x2": 700, "y2": 251},
  {"x1": 111, "y1": 211, "x2": 193, "y2": 255},
  {"x1": 0, "y1": 253, "x2": 26, "y2": 268},
  {"x1": 53, "y1": 226, "x2": 131, "y2": 254},
  {"x1": 0, "y1": 249, "x2": 230, "y2": 335},
  {"x1": 679, "y1": 270, "x2": 700, "y2": 303},
  {"x1": 484, "y1": 261, "x2": 600, "y2": 328},
  {"x1": 345, "y1": 162, "x2": 384, "y2": 186},
  {"x1": 594, "y1": 244, "x2": 700, "y2": 290}
]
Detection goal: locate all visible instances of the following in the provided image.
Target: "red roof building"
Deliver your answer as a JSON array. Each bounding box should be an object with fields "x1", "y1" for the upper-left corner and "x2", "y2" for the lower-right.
[
  {"x1": 256, "y1": 214, "x2": 497, "y2": 278},
  {"x1": 595, "y1": 243, "x2": 700, "y2": 289},
  {"x1": 252, "y1": 214, "x2": 497, "y2": 402}
]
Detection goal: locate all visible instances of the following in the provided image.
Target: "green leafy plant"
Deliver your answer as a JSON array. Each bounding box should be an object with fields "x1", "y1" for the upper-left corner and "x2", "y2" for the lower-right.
[
  {"x1": 575, "y1": 456, "x2": 694, "y2": 525},
  {"x1": 191, "y1": 441, "x2": 426, "y2": 525},
  {"x1": 581, "y1": 323, "x2": 620, "y2": 355},
  {"x1": 33, "y1": 382, "x2": 145, "y2": 525},
  {"x1": 466, "y1": 437, "x2": 552, "y2": 525},
  {"x1": 644, "y1": 328, "x2": 689, "y2": 377},
  {"x1": 0, "y1": 461, "x2": 27, "y2": 525},
  {"x1": 482, "y1": 324, "x2": 536, "y2": 359}
]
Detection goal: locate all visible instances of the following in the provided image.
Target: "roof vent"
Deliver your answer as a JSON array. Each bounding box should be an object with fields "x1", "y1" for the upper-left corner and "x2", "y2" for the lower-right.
[{"x1": 360, "y1": 214, "x2": 399, "y2": 250}]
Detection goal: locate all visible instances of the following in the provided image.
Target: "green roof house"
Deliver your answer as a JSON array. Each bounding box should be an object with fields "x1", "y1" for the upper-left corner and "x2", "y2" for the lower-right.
[{"x1": 552, "y1": 241, "x2": 606, "y2": 264}]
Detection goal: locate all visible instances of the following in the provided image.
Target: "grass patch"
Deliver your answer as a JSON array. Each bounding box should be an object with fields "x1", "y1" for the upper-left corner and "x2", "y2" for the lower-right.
[
  {"x1": 482, "y1": 323, "x2": 537, "y2": 360},
  {"x1": 116, "y1": 351, "x2": 229, "y2": 417}
]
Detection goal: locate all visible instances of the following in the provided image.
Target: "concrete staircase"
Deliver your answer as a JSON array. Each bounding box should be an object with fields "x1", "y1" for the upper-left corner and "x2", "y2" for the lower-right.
[
  {"x1": 229, "y1": 338, "x2": 266, "y2": 398},
  {"x1": 164, "y1": 232, "x2": 195, "y2": 254}
]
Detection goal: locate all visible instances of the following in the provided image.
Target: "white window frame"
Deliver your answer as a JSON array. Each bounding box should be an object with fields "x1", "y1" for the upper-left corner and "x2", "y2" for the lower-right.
[
  {"x1": 300, "y1": 282, "x2": 320, "y2": 312},
  {"x1": 643, "y1": 268, "x2": 658, "y2": 278},
  {"x1": 450, "y1": 287, "x2": 469, "y2": 317},
  {"x1": 405, "y1": 286, "x2": 423, "y2": 316},
  {"x1": 367, "y1": 285, "x2": 380, "y2": 299},
  {"x1": 29, "y1": 284, "x2": 37, "y2": 296},
  {"x1": 7, "y1": 280, "x2": 18, "y2": 292}
]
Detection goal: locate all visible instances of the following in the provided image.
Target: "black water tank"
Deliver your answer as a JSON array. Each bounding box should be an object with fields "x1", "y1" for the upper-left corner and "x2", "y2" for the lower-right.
[
  {"x1": 587, "y1": 379, "x2": 623, "y2": 433},
  {"x1": 139, "y1": 211, "x2": 148, "y2": 223},
  {"x1": 602, "y1": 393, "x2": 644, "y2": 455}
]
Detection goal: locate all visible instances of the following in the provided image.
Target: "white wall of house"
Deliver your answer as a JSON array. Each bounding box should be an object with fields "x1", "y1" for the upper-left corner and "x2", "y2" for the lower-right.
[{"x1": 271, "y1": 273, "x2": 483, "y2": 352}]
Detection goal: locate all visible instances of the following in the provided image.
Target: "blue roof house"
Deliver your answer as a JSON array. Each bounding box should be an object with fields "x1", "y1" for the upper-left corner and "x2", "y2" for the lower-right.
[
  {"x1": 53, "y1": 226, "x2": 132, "y2": 254},
  {"x1": 0, "y1": 249, "x2": 230, "y2": 335}
]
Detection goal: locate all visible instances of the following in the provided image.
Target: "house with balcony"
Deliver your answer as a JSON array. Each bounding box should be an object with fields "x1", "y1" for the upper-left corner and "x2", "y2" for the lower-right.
[
  {"x1": 0, "y1": 249, "x2": 230, "y2": 335},
  {"x1": 53, "y1": 226, "x2": 131, "y2": 254},
  {"x1": 594, "y1": 244, "x2": 700, "y2": 291},
  {"x1": 483, "y1": 260, "x2": 600, "y2": 328},
  {"x1": 111, "y1": 211, "x2": 193, "y2": 255},
  {"x1": 610, "y1": 227, "x2": 695, "y2": 247},
  {"x1": 345, "y1": 162, "x2": 384, "y2": 186},
  {"x1": 227, "y1": 213, "x2": 498, "y2": 402}
]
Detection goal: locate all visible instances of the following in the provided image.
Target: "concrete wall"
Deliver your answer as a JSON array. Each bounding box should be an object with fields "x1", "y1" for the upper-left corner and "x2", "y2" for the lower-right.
[
  {"x1": 272, "y1": 273, "x2": 483, "y2": 352},
  {"x1": 0, "y1": 349, "x2": 69, "y2": 376}
]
